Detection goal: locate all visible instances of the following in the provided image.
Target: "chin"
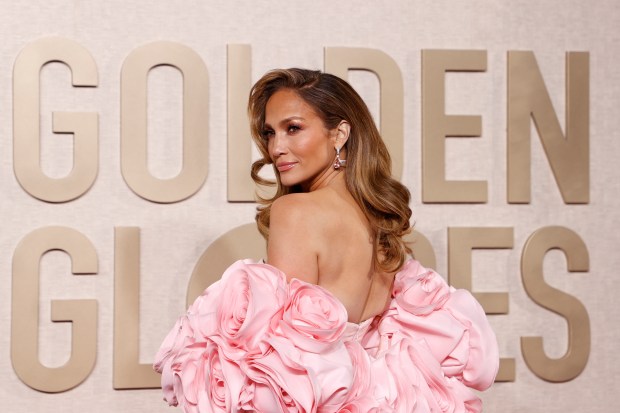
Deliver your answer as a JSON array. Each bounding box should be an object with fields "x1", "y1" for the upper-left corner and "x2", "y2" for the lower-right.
[
  {"x1": 279, "y1": 177, "x2": 302, "y2": 188},
  {"x1": 279, "y1": 174, "x2": 309, "y2": 191}
]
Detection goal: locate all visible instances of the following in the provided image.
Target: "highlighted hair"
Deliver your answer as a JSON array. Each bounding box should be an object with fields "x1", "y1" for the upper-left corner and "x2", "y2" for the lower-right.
[{"x1": 248, "y1": 68, "x2": 412, "y2": 272}]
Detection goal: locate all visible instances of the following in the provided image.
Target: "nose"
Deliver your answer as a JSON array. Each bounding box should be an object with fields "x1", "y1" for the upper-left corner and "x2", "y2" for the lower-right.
[{"x1": 270, "y1": 132, "x2": 287, "y2": 159}]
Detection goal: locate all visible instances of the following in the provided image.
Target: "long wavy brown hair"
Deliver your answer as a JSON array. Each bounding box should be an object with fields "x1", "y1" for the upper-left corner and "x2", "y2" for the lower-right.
[{"x1": 248, "y1": 68, "x2": 412, "y2": 272}]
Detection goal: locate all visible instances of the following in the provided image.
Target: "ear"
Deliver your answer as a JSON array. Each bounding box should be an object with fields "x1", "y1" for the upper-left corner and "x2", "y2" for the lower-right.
[{"x1": 333, "y1": 120, "x2": 350, "y2": 150}]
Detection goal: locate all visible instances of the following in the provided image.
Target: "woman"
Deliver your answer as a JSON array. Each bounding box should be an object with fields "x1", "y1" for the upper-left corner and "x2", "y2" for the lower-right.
[{"x1": 154, "y1": 69, "x2": 499, "y2": 412}]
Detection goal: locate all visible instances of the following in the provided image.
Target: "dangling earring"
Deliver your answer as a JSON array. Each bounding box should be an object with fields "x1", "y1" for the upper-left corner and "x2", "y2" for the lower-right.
[{"x1": 333, "y1": 146, "x2": 346, "y2": 169}]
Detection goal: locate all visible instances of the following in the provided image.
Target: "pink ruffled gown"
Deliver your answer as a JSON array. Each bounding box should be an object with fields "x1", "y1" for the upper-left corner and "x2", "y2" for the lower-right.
[{"x1": 153, "y1": 259, "x2": 499, "y2": 412}]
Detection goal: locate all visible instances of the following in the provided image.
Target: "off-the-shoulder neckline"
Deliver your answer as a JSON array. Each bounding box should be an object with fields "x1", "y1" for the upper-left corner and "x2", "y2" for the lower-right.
[{"x1": 257, "y1": 258, "x2": 417, "y2": 326}]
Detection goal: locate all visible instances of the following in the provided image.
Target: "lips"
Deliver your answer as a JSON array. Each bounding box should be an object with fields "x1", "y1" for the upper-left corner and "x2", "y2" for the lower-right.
[{"x1": 276, "y1": 162, "x2": 297, "y2": 172}]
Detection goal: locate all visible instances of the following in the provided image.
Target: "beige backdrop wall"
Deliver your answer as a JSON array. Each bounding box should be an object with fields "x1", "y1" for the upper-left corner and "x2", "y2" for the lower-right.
[{"x1": 0, "y1": 0, "x2": 617, "y2": 411}]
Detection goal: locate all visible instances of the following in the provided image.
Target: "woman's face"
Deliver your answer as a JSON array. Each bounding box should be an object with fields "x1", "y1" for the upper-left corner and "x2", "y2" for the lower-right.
[{"x1": 263, "y1": 89, "x2": 335, "y2": 190}]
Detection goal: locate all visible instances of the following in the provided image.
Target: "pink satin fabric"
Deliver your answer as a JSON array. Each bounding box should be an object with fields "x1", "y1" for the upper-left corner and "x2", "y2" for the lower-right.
[{"x1": 154, "y1": 259, "x2": 499, "y2": 412}]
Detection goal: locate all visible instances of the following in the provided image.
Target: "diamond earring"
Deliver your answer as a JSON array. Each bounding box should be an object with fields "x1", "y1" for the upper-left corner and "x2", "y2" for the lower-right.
[{"x1": 333, "y1": 147, "x2": 346, "y2": 169}]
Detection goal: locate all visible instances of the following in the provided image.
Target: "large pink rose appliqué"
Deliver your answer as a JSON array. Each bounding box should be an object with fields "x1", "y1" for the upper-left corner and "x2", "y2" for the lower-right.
[
  {"x1": 402, "y1": 337, "x2": 481, "y2": 413},
  {"x1": 392, "y1": 261, "x2": 450, "y2": 316},
  {"x1": 441, "y1": 289, "x2": 500, "y2": 391},
  {"x1": 277, "y1": 279, "x2": 347, "y2": 353},
  {"x1": 154, "y1": 315, "x2": 197, "y2": 376},
  {"x1": 159, "y1": 338, "x2": 245, "y2": 413},
  {"x1": 370, "y1": 335, "x2": 482, "y2": 413},
  {"x1": 215, "y1": 261, "x2": 287, "y2": 353},
  {"x1": 370, "y1": 337, "x2": 427, "y2": 412},
  {"x1": 238, "y1": 338, "x2": 318, "y2": 412},
  {"x1": 377, "y1": 259, "x2": 499, "y2": 393},
  {"x1": 338, "y1": 341, "x2": 378, "y2": 412}
]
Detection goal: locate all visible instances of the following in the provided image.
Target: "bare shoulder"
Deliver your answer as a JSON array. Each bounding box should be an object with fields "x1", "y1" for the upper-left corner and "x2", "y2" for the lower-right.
[
  {"x1": 267, "y1": 193, "x2": 327, "y2": 283},
  {"x1": 271, "y1": 191, "x2": 334, "y2": 223},
  {"x1": 271, "y1": 193, "x2": 319, "y2": 222}
]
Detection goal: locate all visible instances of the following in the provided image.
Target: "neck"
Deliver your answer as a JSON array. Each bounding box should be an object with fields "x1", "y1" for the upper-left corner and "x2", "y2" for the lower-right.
[{"x1": 305, "y1": 167, "x2": 345, "y2": 192}]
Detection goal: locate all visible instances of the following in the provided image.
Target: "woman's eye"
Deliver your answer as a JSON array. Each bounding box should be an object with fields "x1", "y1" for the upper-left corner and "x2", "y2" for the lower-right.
[
  {"x1": 262, "y1": 129, "x2": 274, "y2": 139},
  {"x1": 287, "y1": 125, "x2": 301, "y2": 133}
]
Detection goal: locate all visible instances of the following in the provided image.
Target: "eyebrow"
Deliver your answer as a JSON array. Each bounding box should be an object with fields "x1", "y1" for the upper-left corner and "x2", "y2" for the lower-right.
[{"x1": 264, "y1": 116, "x2": 305, "y2": 129}]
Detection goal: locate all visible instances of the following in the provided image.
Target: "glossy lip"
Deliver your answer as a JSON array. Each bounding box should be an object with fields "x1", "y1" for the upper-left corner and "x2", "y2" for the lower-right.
[{"x1": 276, "y1": 162, "x2": 297, "y2": 172}]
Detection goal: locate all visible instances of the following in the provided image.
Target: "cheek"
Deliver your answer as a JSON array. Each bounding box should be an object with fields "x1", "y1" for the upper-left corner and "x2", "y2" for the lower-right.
[
  {"x1": 295, "y1": 135, "x2": 330, "y2": 160},
  {"x1": 294, "y1": 140, "x2": 315, "y2": 156},
  {"x1": 266, "y1": 140, "x2": 275, "y2": 159}
]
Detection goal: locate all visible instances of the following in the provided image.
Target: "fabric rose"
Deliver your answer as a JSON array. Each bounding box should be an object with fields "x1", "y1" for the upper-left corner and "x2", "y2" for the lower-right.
[
  {"x1": 403, "y1": 337, "x2": 482, "y2": 413},
  {"x1": 184, "y1": 277, "x2": 226, "y2": 340},
  {"x1": 264, "y1": 329, "x2": 356, "y2": 411},
  {"x1": 392, "y1": 260, "x2": 451, "y2": 316},
  {"x1": 440, "y1": 289, "x2": 499, "y2": 390},
  {"x1": 158, "y1": 339, "x2": 246, "y2": 413},
  {"x1": 277, "y1": 278, "x2": 347, "y2": 352},
  {"x1": 358, "y1": 318, "x2": 389, "y2": 358},
  {"x1": 370, "y1": 337, "x2": 427, "y2": 412},
  {"x1": 337, "y1": 403, "x2": 364, "y2": 413},
  {"x1": 386, "y1": 288, "x2": 498, "y2": 391},
  {"x1": 377, "y1": 303, "x2": 468, "y2": 365},
  {"x1": 159, "y1": 342, "x2": 204, "y2": 411},
  {"x1": 376, "y1": 259, "x2": 499, "y2": 390},
  {"x1": 154, "y1": 315, "x2": 197, "y2": 376},
  {"x1": 371, "y1": 334, "x2": 482, "y2": 413},
  {"x1": 299, "y1": 341, "x2": 355, "y2": 411},
  {"x1": 238, "y1": 336, "x2": 318, "y2": 412},
  {"x1": 337, "y1": 341, "x2": 378, "y2": 412},
  {"x1": 214, "y1": 261, "x2": 287, "y2": 354}
]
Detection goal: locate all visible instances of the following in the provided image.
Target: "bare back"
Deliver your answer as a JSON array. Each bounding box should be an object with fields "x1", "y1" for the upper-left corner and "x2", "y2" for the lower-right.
[{"x1": 267, "y1": 186, "x2": 396, "y2": 324}]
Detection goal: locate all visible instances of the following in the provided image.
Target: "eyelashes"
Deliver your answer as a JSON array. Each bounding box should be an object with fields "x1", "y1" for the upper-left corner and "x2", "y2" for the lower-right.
[
  {"x1": 261, "y1": 129, "x2": 274, "y2": 139},
  {"x1": 260, "y1": 123, "x2": 302, "y2": 139}
]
